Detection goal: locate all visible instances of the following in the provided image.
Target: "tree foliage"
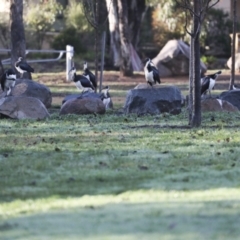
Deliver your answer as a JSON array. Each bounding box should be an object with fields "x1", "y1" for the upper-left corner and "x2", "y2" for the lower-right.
[
  {"x1": 65, "y1": 0, "x2": 90, "y2": 32},
  {"x1": 24, "y1": 0, "x2": 63, "y2": 49}
]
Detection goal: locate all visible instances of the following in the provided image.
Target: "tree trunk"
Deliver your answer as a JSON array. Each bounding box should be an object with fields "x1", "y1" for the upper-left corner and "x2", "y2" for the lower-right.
[
  {"x1": 10, "y1": 0, "x2": 31, "y2": 79},
  {"x1": 188, "y1": 36, "x2": 194, "y2": 125},
  {"x1": 127, "y1": 0, "x2": 145, "y2": 50},
  {"x1": 105, "y1": 0, "x2": 122, "y2": 67},
  {"x1": 94, "y1": 0, "x2": 100, "y2": 92},
  {"x1": 229, "y1": 0, "x2": 237, "y2": 90},
  {"x1": 0, "y1": 58, "x2": 4, "y2": 77},
  {"x1": 117, "y1": 0, "x2": 133, "y2": 76},
  {"x1": 191, "y1": 0, "x2": 201, "y2": 127}
]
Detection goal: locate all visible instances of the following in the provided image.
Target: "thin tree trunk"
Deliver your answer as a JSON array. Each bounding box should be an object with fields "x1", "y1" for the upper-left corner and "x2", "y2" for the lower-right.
[
  {"x1": 127, "y1": 0, "x2": 145, "y2": 49},
  {"x1": 117, "y1": 0, "x2": 133, "y2": 76},
  {"x1": 0, "y1": 58, "x2": 4, "y2": 76},
  {"x1": 105, "y1": 0, "x2": 121, "y2": 67},
  {"x1": 191, "y1": 0, "x2": 201, "y2": 127},
  {"x1": 94, "y1": 0, "x2": 100, "y2": 92},
  {"x1": 10, "y1": 0, "x2": 31, "y2": 79},
  {"x1": 229, "y1": 0, "x2": 237, "y2": 90},
  {"x1": 188, "y1": 37, "x2": 194, "y2": 125}
]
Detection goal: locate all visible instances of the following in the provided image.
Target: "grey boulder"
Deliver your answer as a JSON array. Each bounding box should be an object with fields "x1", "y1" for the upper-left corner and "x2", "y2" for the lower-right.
[
  {"x1": 0, "y1": 96, "x2": 50, "y2": 120},
  {"x1": 62, "y1": 92, "x2": 102, "y2": 105},
  {"x1": 10, "y1": 79, "x2": 52, "y2": 108},
  {"x1": 219, "y1": 90, "x2": 240, "y2": 110},
  {"x1": 152, "y1": 40, "x2": 207, "y2": 77},
  {"x1": 227, "y1": 53, "x2": 240, "y2": 72},
  {"x1": 201, "y1": 98, "x2": 238, "y2": 112},
  {"x1": 124, "y1": 86, "x2": 182, "y2": 115},
  {"x1": 60, "y1": 97, "x2": 106, "y2": 115}
]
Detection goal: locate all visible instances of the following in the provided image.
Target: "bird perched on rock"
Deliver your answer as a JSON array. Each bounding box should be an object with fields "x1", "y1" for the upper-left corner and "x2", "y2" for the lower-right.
[
  {"x1": 144, "y1": 58, "x2": 161, "y2": 87},
  {"x1": 68, "y1": 66, "x2": 94, "y2": 93},
  {"x1": 0, "y1": 68, "x2": 17, "y2": 96},
  {"x1": 100, "y1": 86, "x2": 113, "y2": 110},
  {"x1": 233, "y1": 84, "x2": 240, "y2": 90},
  {"x1": 201, "y1": 70, "x2": 222, "y2": 97},
  {"x1": 83, "y1": 61, "x2": 96, "y2": 90},
  {"x1": 15, "y1": 57, "x2": 34, "y2": 78}
]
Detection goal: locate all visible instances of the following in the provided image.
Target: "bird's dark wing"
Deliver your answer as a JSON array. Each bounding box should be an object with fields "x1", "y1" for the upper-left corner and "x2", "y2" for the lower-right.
[
  {"x1": 201, "y1": 77, "x2": 210, "y2": 95},
  {"x1": 84, "y1": 69, "x2": 96, "y2": 88},
  {"x1": 152, "y1": 67, "x2": 161, "y2": 84},
  {"x1": 88, "y1": 72, "x2": 96, "y2": 88},
  {"x1": 78, "y1": 76, "x2": 94, "y2": 89},
  {"x1": 19, "y1": 62, "x2": 34, "y2": 73}
]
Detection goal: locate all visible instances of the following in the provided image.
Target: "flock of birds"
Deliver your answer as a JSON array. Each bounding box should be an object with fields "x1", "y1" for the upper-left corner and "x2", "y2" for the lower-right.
[
  {"x1": 0, "y1": 56, "x2": 232, "y2": 108},
  {"x1": 143, "y1": 57, "x2": 226, "y2": 97},
  {"x1": 0, "y1": 57, "x2": 34, "y2": 96},
  {"x1": 68, "y1": 62, "x2": 112, "y2": 109},
  {"x1": 0, "y1": 57, "x2": 112, "y2": 110}
]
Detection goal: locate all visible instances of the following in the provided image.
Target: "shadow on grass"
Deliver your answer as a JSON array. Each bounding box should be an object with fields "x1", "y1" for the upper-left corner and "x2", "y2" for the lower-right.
[{"x1": 1, "y1": 200, "x2": 240, "y2": 240}]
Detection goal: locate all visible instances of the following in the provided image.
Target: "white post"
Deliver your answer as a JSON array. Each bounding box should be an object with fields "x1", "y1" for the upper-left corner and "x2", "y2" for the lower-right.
[{"x1": 66, "y1": 45, "x2": 74, "y2": 81}]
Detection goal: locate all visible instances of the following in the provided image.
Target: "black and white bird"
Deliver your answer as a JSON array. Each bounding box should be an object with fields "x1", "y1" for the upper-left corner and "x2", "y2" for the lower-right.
[
  {"x1": 144, "y1": 58, "x2": 161, "y2": 87},
  {"x1": 100, "y1": 86, "x2": 113, "y2": 110},
  {"x1": 83, "y1": 61, "x2": 96, "y2": 90},
  {"x1": 233, "y1": 84, "x2": 240, "y2": 90},
  {"x1": 68, "y1": 66, "x2": 94, "y2": 93},
  {"x1": 0, "y1": 68, "x2": 17, "y2": 96},
  {"x1": 15, "y1": 57, "x2": 34, "y2": 78},
  {"x1": 201, "y1": 70, "x2": 222, "y2": 97}
]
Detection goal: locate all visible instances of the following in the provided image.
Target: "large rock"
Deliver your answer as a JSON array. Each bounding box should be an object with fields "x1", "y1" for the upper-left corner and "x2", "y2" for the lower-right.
[
  {"x1": 10, "y1": 79, "x2": 52, "y2": 108},
  {"x1": 60, "y1": 98, "x2": 106, "y2": 115},
  {"x1": 152, "y1": 40, "x2": 207, "y2": 77},
  {"x1": 219, "y1": 90, "x2": 240, "y2": 110},
  {"x1": 201, "y1": 98, "x2": 238, "y2": 112},
  {"x1": 227, "y1": 53, "x2": 240, "y2": 72},
  {"x1": 0, "y1": 96, "x2": 50, "y2": 120},
  {"x1": 62, "y1": 92, "x2": 102, "y2": 105},
  {"x1": 124, "y1": 86, "x2": 182, "y2": 115}
]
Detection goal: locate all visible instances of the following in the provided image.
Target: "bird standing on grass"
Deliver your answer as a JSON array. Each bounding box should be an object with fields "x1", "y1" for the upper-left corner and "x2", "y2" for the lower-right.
[
  {"x1": 83, "y1": 61, "x2": 96, "y2": 90},
  {"x1": 0, "y1": 68, "x2": 17, "y2": 96},
  {"x1": 100, "y1": 86, "x2": 113, "y2": 110},
  {"x1": 144, "y1": 58, "x2": 161, "y2": 87},
  {"x1": 201, "y1": 71, "x2": 222, "y2": 97},
  {"x1": 68, "y1": 66, "x2": 94, "y2": 93},
  {"x1": 15, "y1": 57, "x2": 34, "y2": 78}
]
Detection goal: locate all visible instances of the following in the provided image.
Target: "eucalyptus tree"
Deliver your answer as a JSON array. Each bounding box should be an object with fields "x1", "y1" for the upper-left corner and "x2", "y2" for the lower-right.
[
  {"x1": 10, "y1": 0, "x2": 30, "y2": 78},
  {"x1": 105, "y1": 0, "x2": 145, "y2": 76},
  {"x1": 176, "y1": 0, "x2": 219, "y2": 127},
  {"x1": 229, "y1": 0, "x2": 237, "y2": 90},
  {"x1": 81, "y1": 0, "x2": 109, "y2": 90}
]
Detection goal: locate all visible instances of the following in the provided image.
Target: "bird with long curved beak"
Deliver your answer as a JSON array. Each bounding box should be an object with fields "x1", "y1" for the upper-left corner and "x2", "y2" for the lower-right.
[
  {"x1": 83, "y1": 61, "x2": 96, "y2": 90},
  {"x1": 143, "y1": 58, "x2": 161, "y2": 87},
  {"x1": 15, "y1": 57, "x2": 34, "y2": 78},
  {"x1": 0, "y1": 68, "x2": 17, "y2": 96},
  {"x1": 201, "y1": 71, "x2": 222, "y2": 97},
  {"x1": 68, "y1": 66, "x2": 94, "y2": 93}
]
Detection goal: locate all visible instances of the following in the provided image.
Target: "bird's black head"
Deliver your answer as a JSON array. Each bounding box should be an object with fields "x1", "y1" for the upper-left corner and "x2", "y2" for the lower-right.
[
  {"x1": 143, "y1": 58, "x2": 151, "y2": 65},
  {"x1": 102, "y1": 86, "x2": 109, "y2": 91},
  {"x1": 6, "y1": 68, "x2": 16, "y2": 75},
  {"x1": 83, "y1": 61, "x2": 88, "y2": 70},
  {"x1": 213, "y1": 70, "x2": 222, "y2": 79},
  {"x1": 68, "y1": 66, "x2": 76, "y2": 81},
  {"x1": 18, "y1": 57, "x2": 23, "y2": 61}
]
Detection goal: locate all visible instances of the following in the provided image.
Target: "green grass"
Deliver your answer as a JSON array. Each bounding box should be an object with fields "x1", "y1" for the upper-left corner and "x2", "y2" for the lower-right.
[
  {"x1": 1, "y1": 110, "x2": 240, "y2": 239},
  {"x1": 1, "y1": 71, "x2": 240, "y2": 239}
]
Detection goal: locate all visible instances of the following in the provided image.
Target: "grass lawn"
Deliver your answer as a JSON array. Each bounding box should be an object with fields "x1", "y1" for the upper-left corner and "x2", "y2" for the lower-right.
[{"x1": 1, "y1": 70, "x2": 240, "y2": 240}]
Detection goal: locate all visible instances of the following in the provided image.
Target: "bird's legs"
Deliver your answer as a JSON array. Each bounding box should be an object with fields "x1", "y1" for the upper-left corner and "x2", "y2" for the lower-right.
[{"x1": 6, "y1": 87, "x2": 11, "y2": 96}]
